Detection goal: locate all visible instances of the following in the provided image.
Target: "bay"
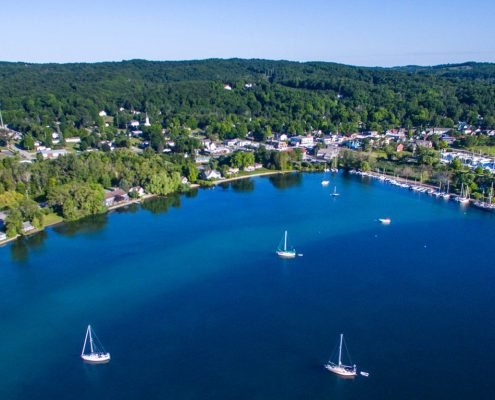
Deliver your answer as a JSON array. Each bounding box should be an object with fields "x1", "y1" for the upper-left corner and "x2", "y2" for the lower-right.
[{"x1": 1, "y1": 172, "x2": 494, "y2": 400}]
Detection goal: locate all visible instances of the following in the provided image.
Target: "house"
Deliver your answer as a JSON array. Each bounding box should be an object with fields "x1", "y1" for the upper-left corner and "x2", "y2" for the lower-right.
[
  {"x1": 0, "y1": 231, "x2": 6, "y2": 241},
  {"x1": 254, "y1": 163, "x2": 263, "y2": 170},
  {"x1": 289, "y1": 135, "x2": 314, "y2": 147},
  {"x1": 38, "y1": 149, "x2": 69, "y2": 159},
  {"x1": 223, "y1": 84, "x2": 232, "y2": 90},
  {"x1": 396, "y1": 143, "x2": 404, "y2": 152},
  {"x1": 0, "y1": 211, "x2": 6, "y2": 230},
  {"x1": 244, "y1": 165, "x2": 255, "y2": 172},
  {"x1": 202, "y1": 169, "x2": 222, "y2": 180},
  {"x1": 224, "y1": 139, "x2": 238, "y2": 147},
  {"x1": 317, "y1": 146, "x2": 339, "y2": 160},
  {"x1": 129, "y1": 186, "x2": 145, "y2": 197},
  {"x1": 104, "y1": 189, "x2": 129, "y2": 207},
  {"x1": 180, "y1": 177, "x2": 189, "y2": 185},
  {"x1": 22, "y1": 221, "x2": 35, "y2": 234},
  {"x1": 65, "y1": 137, "x2": 81, "y2": 144},
  {"x1": 416, "y1": 140, "x2": 433, "y2": 148},
  {"x1": 274, "y1": 141, "x2": 288, "y2": 150},
  {"x1": 128, "y1": 120, "x2": 140, "y2": 128},
  {"x1": 99, "y1": 110, "x2": 107, "y2": 117},
  {"x1": 226, "y1": 167, "x2": 239, "y2": 175}
]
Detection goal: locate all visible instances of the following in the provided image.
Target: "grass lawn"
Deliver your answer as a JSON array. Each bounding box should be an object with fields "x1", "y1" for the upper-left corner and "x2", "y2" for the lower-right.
[
  {"x1": 468, "y1": 146, "x2": 495, "y2": 156},
  {"x1": 43, "y1": 213, "x2": 63, "y2": 227}
]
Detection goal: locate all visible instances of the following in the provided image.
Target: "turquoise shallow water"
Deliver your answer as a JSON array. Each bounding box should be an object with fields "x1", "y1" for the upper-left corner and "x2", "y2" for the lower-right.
[{"x1": 1, "y1": 172, "x2": 495, "y2": 400}]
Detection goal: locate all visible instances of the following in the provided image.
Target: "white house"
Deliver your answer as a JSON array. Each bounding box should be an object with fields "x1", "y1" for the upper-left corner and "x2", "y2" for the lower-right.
[
  {"x1": 129, "y1": 186, "x2": 145, "y2": 197},
  {"x1": 39, "y1": 149, "x2": 69, "y2": 159},
  {"x1": 223, "y1": 84, "x2": 232, "y2": 90},
  {"x1": 129, "y1": 120, "x2": 140, "y2": 128},
  {"x1": 22, "y1": 221, "x2": 35, "y2": 234},
  {"x1": 227, "y1": 167, "x2": 240, "y2": 175},
  {"x1": 99, "y1": 110, "x2": 107, "y2": 117},
  {"x1": 65, "y1": 137, "x2": 81, "y2": 144},
  {"x1": 203, "y1": 169, "x2": 222, "y2": 180},
  {"x1": 0, "y1": 232, "x2": 6, "y2": 241}
]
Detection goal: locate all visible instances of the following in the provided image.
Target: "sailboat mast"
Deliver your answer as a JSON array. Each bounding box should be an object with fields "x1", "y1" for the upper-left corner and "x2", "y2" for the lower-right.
[
  {"x1": 81, "y1": 325, "x2": 89, "y2": 356},
  {"x1": 338, "y1": 333, "x2": 343, "y2": 366},
  {"x1": 284, "y1": 231, "x2": 288, "y2": 251},
  {"x1": 89, "y1": 325, "x2": 94, "y2": 353}
]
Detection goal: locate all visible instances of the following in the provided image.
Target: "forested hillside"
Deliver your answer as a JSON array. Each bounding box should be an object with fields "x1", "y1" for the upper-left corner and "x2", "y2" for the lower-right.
[{"x1": 1, "y1": 59, "x2": 494, "y2": 140}]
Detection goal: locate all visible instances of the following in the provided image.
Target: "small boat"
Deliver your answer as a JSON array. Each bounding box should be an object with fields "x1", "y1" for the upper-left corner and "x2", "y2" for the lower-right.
[
  {"x1": 321, "y1": 180, "x2": 330, "y2": 186},
  {"x1": 276, "y1": 230, "x2": 296, "y2": 259},
  {"x1": 325, "y1": 333, "x2": 357, "y2": 377},
  {"x1": 473, "y1": 185, "x2": 495, "y2": 211},
  {"x1": 378, "y1": 218, "x2": 391, "y2": 225},
  {"x1": 330, "y1": 186, "x2": 339, "y2": 197},
  {"x1": 360, "y1": 371, "x2": 370, "y2": 377},
  {"x1": 81, "y1": 325, "x2": 111, "y2": 363},
  {"x1": 455, "y1": 183, "x2": 470, "y2": 204}
]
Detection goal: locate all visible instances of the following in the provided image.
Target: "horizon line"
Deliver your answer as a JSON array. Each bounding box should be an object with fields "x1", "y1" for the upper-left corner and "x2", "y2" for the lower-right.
[{"x1": 0, "y1": 57, "x2": 493, "y2": 69}]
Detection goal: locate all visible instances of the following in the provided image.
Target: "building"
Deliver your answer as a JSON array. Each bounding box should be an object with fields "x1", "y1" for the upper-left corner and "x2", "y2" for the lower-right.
[
  {"x1": 38, "y1": 149, "x2": 69, "y2": 159},
  {"x1": 396, "y1": 143, "x2": 404, "y2": 152},
  {"x1": 129, "y1": 186, "x2": 145, "y2": 197},
  {"x1": 0, "y1": 231, "x2": 6, "y2": 241},
  {"x1": 202, "y1": 169, "x2": 222, "y2": 180},
  {"x1": 65, "y1": 137, "x2": 81, "y2": 144},
  {"x1": 99, "y1": 110, "x2": 107, "y2": 117},
  {"x1": 104, "y1": 189, "x2": 129, "y2": 207},
  {"x1": 416, "y1": 140, "x2": 433, "y2": 148},
  {"x1": 317, "y1": 146, "x2": 340, "y2": 160},
  {"x1": 22, "y1": 221, "x2": 35, "y2": 234}
]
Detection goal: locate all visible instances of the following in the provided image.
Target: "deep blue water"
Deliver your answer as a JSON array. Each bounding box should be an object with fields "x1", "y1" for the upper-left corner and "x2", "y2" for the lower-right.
[{"x1": 1, "y1": 172, "x2": 495, "y2": 400}]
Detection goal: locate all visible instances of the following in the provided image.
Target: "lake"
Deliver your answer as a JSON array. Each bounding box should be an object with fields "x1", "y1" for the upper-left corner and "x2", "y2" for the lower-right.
[{"x1": 1, "y1": 172, "x2": 494, "y2": 400}]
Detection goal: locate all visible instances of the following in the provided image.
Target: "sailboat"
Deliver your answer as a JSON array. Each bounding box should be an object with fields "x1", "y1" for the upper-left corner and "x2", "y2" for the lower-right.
[
  {"x1": 455, "y1": 183, "x2": 470, "y2": 204},
  {"x1": 81, "y1": 325, "x2": 111, "y2": 363},
  {"x1": 473, "y1": 184, "x2": 495, "y2": 211},
  {"x1": 325, "y1": 333, "x2": 357, "y2": 377},
  {"x1": 330, "y1": 186, "x2": 339, "y2": 197},
  {"x1": 276, "y1": 230, "x2": 296, "y2": 258}
]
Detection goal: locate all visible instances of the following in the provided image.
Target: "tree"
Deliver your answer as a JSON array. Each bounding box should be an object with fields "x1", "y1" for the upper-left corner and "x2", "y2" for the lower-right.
[{"x1": 21, "y1": 134, "x2": 35, "y2": 150}]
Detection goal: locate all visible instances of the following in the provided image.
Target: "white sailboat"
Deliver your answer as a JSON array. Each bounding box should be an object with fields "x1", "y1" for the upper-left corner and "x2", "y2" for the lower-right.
[
  {"x1": 456, "y1": 183, "x2": 470, "y2": 204},
  {"x1": 81, "y1": 325, "x2": 111, "y2": 363},
  {"x1": 276, "y1": 230, "x2": 296, "y2": 259},
  {"x1": 321, "y1": 180, "x2": 330, "y2": 186},
  {"x1": 330, "y1": 186, "x2": 339, "y2": 197},
  {"x1": 325, "y1": 333, "x2": 357, "y2": 377}
]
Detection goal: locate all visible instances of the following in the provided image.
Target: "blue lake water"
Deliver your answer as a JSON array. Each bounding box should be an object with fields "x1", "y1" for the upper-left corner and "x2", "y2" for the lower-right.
[{"x1": 1, "y1": 172, "x2": 495, "y2": 400}]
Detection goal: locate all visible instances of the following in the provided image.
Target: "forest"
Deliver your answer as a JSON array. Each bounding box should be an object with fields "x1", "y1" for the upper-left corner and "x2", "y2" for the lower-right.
[{"x1": 1, "y1": 59, "x2": 495, "y2": 141}]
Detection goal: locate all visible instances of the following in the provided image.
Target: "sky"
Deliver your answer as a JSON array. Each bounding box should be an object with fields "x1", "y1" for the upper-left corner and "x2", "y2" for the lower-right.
[{"x1": 3, "y1": 0, "x2": 495, "y2": 67}]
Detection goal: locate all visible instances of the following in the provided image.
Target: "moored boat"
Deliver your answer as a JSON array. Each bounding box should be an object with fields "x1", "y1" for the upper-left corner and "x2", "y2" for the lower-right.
[
  {"x1": 276, "y1": 230, "x2": 296, "y2": 259},
  {"x1": 325, "y1": 334, "x2": 357, "y2": 377},
  {"x1": 81, "y1": 325, "x2": 110, "y2": 363}
]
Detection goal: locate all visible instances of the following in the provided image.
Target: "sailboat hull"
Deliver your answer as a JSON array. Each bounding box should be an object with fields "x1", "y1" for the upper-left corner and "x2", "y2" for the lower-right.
[
  {"x1": 276, "y1": 250, "x2": 296, "y2": 258},
  {"x1": 325, "y1": 363, "x2": 357, "y2": 377},
  {"x1": 81, "y1": 353, "x2": 111, "y2": 363}
]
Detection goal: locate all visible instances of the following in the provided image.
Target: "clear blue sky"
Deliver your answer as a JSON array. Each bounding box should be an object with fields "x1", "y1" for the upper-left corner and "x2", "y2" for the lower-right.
[{"x1": 4, "y1": 0, "x2": 494, "y2": 66}]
